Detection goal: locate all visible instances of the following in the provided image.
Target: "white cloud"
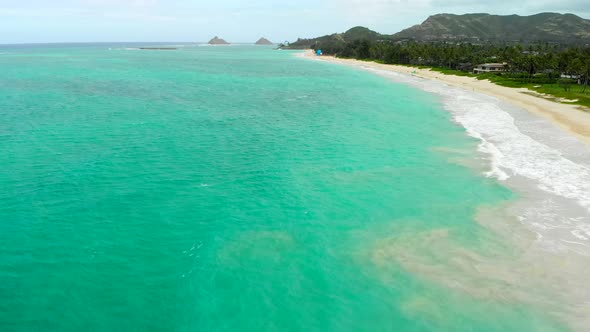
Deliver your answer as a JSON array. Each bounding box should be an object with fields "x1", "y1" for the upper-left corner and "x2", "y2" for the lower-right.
[
  {"x1": 0, "y1": 0, "x2": 588, "y2": 43},
  {"x1": 331, "y1": 0, "x2": 590, "y2": 17},
  {"x1": 326, "y1": 0, "x2": 589, "y2": 34}
]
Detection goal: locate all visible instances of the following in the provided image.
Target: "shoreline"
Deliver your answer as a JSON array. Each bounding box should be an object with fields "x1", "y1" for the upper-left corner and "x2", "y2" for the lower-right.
[
  {"x1": 301, "y1": 50, "x2": 590, "y2": 145},
  {"x1": 300, "y1": 48, "x2": 590, "y2": 255},
  {"x1": 299, "y1": 49, "x2": 590, "y2": 329}
]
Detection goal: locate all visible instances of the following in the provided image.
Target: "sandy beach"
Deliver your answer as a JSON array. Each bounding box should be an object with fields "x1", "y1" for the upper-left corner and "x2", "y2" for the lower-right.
[
  {"x1": 301, "y1": 49, "x2": 590, "y2": 330},
  {"x1": 302, "y1": 50, "x2": 590, "y2": 145}
]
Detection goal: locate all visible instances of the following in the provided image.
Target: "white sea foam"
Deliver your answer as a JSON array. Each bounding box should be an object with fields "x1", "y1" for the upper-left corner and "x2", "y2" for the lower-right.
[
  {"x1": 462, "y1": 126, "x2": 509, "y2": 181},
  {"x1": 198, "y1": 44, "x2": 235, "y2": 47},
  {"x1": 359, "y1": 65, "x2": 590, "y2": 253},
  {"x1": 366, "y1": 67, "x2": 590, "y2": 213},
  {"x1": 426, "y1": 79, "x2": 590, "y2": 253},
  {"x1": 107, "y1": 48, "x2": 140, "y2": 51},
  {"x1": 438, "y1": 89, "x2": 590, "y2": 213}
]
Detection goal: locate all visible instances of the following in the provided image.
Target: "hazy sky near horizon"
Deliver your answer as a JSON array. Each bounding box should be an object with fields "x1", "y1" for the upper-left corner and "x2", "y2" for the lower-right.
[{"x1": 1, "y1": 0, "x2": 589, "y2": 43}]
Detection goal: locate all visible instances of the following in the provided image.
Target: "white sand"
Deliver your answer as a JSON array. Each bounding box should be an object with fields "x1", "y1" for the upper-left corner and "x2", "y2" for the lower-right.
[{"x1": 302, "y1": 50, "x2": 590, "y2": 145}]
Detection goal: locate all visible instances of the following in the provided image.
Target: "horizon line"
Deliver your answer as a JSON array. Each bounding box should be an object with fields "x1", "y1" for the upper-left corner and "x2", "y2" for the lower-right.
[{"x1": 0, "y1": 41, "x2": 282, "y2": 46}]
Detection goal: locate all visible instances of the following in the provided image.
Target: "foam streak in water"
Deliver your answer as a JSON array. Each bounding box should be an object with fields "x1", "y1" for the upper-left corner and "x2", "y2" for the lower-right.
[{"x1": 367, "y1": 67, "x2": 590, "y2": 213}]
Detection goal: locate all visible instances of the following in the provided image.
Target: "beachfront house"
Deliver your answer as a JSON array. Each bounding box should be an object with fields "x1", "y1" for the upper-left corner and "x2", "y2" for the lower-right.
[
  {"x1": 560, "y1": 74, "x2": 583, "y2": 84},
  {"x1": 473, "y1": 63, "x2": 507, "y2": 74}
]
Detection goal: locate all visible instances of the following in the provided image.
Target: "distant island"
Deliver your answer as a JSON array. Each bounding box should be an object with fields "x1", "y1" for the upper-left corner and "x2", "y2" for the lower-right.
[
  {"x1": 255, "y1": 37, "x2": 273, "y2": 45},
  {"x1": 208, "y1": 36, "x2": 230, "y2": 45}
]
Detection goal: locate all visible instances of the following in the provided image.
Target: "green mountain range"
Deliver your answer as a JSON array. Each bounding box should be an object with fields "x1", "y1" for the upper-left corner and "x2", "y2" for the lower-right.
[
  {"x1": 287, "y1": 13, "x2": 590, "y2": 48},
  {"x1": 287, "y1": 27, "x2": 388, "y2": 49},
  {"x1": 394, "y1": 13, "x2": 590, "y2": 43}
]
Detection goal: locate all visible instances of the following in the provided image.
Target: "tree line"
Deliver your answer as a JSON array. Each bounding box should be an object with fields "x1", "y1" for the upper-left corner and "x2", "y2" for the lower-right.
[{"x1": 311, "y1": 40, "x2": 590, "y2": 91}]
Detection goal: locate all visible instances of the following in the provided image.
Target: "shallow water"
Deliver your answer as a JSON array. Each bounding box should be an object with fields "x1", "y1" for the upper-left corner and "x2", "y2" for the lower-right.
[
  {"x1": 358, "y1": 63, "x2": 590, "y2": 330},
  {"x1": 0, "y1": 44, "x2": 578, "y2": 331}
]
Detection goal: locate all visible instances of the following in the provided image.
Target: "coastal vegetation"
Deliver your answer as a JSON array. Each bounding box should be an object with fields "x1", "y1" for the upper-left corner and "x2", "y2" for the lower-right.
[
  {"x1": 394, "y1": 13, "x2": 590, "y2": 44},
  {"x1": 287, "y1": 13, "x2": 590, "y2": 47},
  {"x1": 284, "y1": 14, "x2": 590, "y2": 107}
]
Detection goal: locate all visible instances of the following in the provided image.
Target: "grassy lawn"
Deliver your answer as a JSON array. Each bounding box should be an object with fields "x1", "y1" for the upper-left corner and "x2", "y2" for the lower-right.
[
  {"x1": 341, "y1": 58, "x2": 590, "y2": 109},
  {"x1": 480, "y1": 75, "x2": 590, "y2": 108},
  {"x1": 529, "y1": 85, "x2": 590, "y2": 108},
  {"x1": 429, "y1": 67, "x2": 477, "y2": 77},
  {"x1": 429, "y1": 68, "x2": 590, "y2": 108}
]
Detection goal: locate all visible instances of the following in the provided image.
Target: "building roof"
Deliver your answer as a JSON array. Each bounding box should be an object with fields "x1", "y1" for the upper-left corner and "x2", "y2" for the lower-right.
[{"x1": 476, "y1": 63, "x2": 506, "y2": 66}]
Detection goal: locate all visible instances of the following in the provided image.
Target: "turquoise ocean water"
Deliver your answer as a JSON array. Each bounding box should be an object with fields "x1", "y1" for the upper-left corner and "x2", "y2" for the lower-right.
[{"x1": 0, "y1": 45, "x2": 568, "y2": 331}]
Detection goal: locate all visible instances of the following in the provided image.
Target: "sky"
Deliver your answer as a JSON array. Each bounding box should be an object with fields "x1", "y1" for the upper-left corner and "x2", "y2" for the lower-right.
[{"x1": 0, "y1": 0, "x2": 589, "y2": 43}]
